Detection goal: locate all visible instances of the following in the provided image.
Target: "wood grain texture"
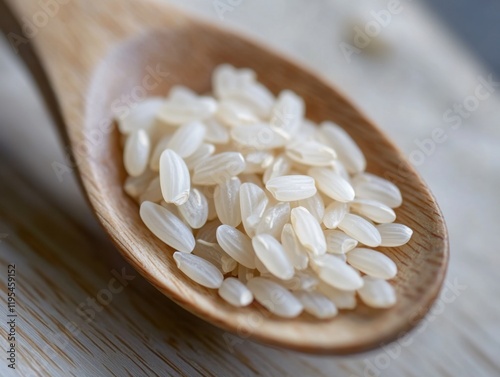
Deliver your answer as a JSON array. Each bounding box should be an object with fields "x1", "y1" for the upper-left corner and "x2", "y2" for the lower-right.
[{"x1": 0, "y1": 0, "x2": 448, "y2": 354}]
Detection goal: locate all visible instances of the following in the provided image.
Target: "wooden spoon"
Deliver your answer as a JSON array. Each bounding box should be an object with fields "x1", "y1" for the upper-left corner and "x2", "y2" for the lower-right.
[{"x1": 0, "y1": 0, "x2": 448, "y2": 354}]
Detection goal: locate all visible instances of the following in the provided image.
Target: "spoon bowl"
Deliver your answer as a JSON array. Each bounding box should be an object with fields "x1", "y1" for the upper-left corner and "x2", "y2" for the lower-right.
[{"x1": 0, "y1": 0, "x2": 448, "y2": 354}]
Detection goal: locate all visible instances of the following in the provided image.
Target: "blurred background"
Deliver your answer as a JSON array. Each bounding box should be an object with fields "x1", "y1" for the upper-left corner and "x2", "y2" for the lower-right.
[{"x1": 1, "y1": 0, "x2": 499, "y2": 376}]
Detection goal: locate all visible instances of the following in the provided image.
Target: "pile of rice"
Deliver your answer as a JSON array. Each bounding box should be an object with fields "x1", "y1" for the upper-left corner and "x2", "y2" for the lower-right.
[{"x1": 119, "y1": 65, "x2": 412, "y2": 319}]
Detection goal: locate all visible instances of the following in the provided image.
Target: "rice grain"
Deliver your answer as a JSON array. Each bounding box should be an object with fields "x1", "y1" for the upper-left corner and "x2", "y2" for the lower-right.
[
  {"x1": 338, "y1": 214, "x2": 381, "y2": 247},
  {"x1": 219, "y1": 278, "x2": 253, "y2": 307},
  {"x1": 216, "y1": 225, "x2": 256, "y2": 268},
  {"x1": 308, "y1": 167, "x2": 355, "y2": 203},
  {"x1": 124, "y1": 129, "x2": 151, "y2": 177},
  {"x1": 319, "y1": 121, "x2": 366, "y2": 174},
  {"x1": 294, "y1": 290, "x2": 338, "y2": 319},
  {"x1": 177, "y1": 188, "x2": 209, "y2": 229},
  {"x1": 159, "y1": 149, "x2": 190, "y2": 205},
  {"x1": 266, "y1": 175, "x2": 316, "y2": 202},
  {"x1": 291, "y1": 207, "x2": 326, "y2": 256},
  {"x1": 377, "y1": 223, "x2": 413, "y2": 246},
  {"x1": 214, "y1": 177, "x2": 242, "y2": 227},
  {"x1": 140, "y1": 201, "x2": 195, "y2": 253},
  {"x1": 192, "y1": 152, "x2": 246, "y2": 185},
  {"x1": 346, "y1": 248, "x2": 397, "y2": 279},
  {"x1": 173, "y1": 251, "x2": 223, "y2": 289},
  {"x1": 357, "y1": 276, "x2": 396, "y2": 308},
  {"x1": 167, "y1": 121, "x2": 206, "y2": 158},
  {"x1": 310, "y1": 254, "x2": 363, "y2": 290},
  {"x1": 246, "y1": 277, "x2": 303, "y2": 318},
  {"x1": 252, "y1": 234, "x2": 294, "y2": 280}
]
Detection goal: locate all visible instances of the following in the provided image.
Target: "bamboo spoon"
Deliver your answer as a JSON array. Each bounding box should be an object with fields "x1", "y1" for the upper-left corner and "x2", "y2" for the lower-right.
[{"x1": 0, "y1": 0, "x2": 448, "y2": 354}]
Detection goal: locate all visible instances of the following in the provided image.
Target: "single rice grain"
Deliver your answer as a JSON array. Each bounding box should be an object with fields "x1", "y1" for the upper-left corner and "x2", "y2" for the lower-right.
[
  {"x1": 338, "y1": 213, "x2": 381, "y2": 247},
  {"x1": 140, "y1": 201, "x2": 195, "y2": 252},
  {"x1": 265, "y1": 175, "x2": 317, "y2": 201},
  {"x1": 246, "y1": 277, "x2": 303, "y2": 318},
  {"x1": 357, "y1": 276, "x2": 396, "y2": 308},
  {"x1": 216, "y1": 225, "x2": 256, "y2": 268},
  {"x1": 173, "y1": 251, "x2": 223, "y2": 289},
  {"x1": 252, "y1": 234, "x2": 294, "y2": 280},
  {"x1": 291, "y1": 207, "x2": 327, "y2": 256},
  {"x1": 346, "y1": 248, "x2": 397, "y2": 279},
  {"x1": 377, "y1": 223, "x2": 413, "y2": 246},
  {"x1": 294, "y1": 290, "x2": 338, "y2": 319},
  {"x1": 159, "y1": 149, "x2": 190, "y2": 205},
  {"x1": 218, "y1": 277, "x2": 253, "y2": 307}
]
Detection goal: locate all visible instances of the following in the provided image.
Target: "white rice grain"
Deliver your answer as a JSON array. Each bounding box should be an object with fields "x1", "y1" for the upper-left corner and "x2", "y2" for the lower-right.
[
  {"x1": 216, "y1": 99, "x2": 260, "y2": 127},
  {"x1": 177, "y1": 188, "x2": 209, "y2": 229},
  {"x1": 323, "y1": 201, "x2": 348, "y2": 229},
  {"x1": 240, "y1": 182, "x2": 269, "y2": 237},
  {"x1": 157, "y1": 95, "x2": 217, "y2": 125},
  {"x1": 357, "y1": 276, "x2": 396, "y2": 308},
  {"x1": 353, "y1": 173, "x2": 402, "y2": 208},
  {"x1": 254, "y1": 254, "x2": 270, "y2": 275},
  {"x1": 263, "y1": 154, "x2": 291, "y2": 184},
  {"x1": 255, "y1": 202, "x2": 290, "y2": 239},
  {"x1": 184, "y1": 143, "x2": 216, "y2": 170},
  {"x1": 167, "y1": 121, "x2": 206, "y2": 158},
  {"x1": 291, "y1": 207, "x2": 326, "y2": 256},
  {"x1": 213, "y1": 65, "x2": 274, "y2": 117},
  {"x1": 297, "y1": 193, "x2": 325, "y2": 223},
  {"x1": 252, "y1": 234, "x2": 294, "y2": 280},
  {"x1": 218, "y1": 278, "x2": 253, "y2": 307},
  {"x1": 140, "y1": 201, "x2": 195, "y2": 252},
  {"x1": 319, "y1": 121, "x2": 366, "y2": 174},
  {"x1": 263, "y1": 270, "x2": 319, "y2": 291},
  {"x1": 317, "y1": 283, "x2": 357, "y2": 310},
  {"x1": 117, "y1": 97, "x2": 163, "y2": 134},
  {"x1": 159, "y1": 149, "x2": 190, "y2": 205},
  {"x1": 243, "y1": 151, "x2": 274, "y2": 174},
  {"x1": 192, "y1": 152, "x2": 246, "y2": 185},
  {"x1": 231, "y1": 123, "x2": 287, "y2": 150},
  {"x1": 324, "y1": 229, "x2": 358, "y2": 254},
  {"x1": 308, "y1": 167, "x2": 355, "y2": 203},
  {"x1": 124, "y1": 129, "x2": 151, "y2": 177},
  {"x1": 377, "y1": 223, "x2": 413, "y2": 246},
  {"x1": 338, "y1": 214, "x2": 382, "y2": 247},
  {"x1": 173, "y1": 251, "x2": 223, "y2": 289},
  {"x1": 216, "y1": 225, "x2": 256, "y2": 268},
  {"x1": 246, "y1": 277, "x2": 303, "y2": 318},
  {"x1": 346, "y1": 248, "x2": 397, "y2": 279},
  {"x1": 280, "y1": 224, "x2": 309, "y2": 270},
  {"x1": 310, "y1": 254, "x2": 363, "y2": 290},
  {"x1": 269, "y1": 90, "x2": 304, "y2": 139},
  {"x1": 266, "y1": 175, "x2": 317, "y2": 202},
  {"x1": 350, "y1": 199, "x2": 396, "y2": 224},
  {"x1": 286, "y1": 140, "x2": 337, "y2": 167},
  {"x1": 294, "y1": 290, "x2": 338, "y2": 319},
  {"x1": 192, "y1": 240, "x2": 224, "y2": 273},
  {"x1": 214, "y1": 177, "x2": 242, "y2": 227}
]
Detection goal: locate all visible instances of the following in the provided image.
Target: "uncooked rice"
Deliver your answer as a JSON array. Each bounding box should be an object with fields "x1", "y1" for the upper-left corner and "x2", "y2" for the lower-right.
[{"x1": 118, "y1": 64, "x2": 413, "y2": 319}]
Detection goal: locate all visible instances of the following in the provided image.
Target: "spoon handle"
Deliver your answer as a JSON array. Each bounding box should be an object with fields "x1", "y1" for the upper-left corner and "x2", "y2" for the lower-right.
[{"x1": 0, "y1": 0, "x2": 185, "y2": 183}]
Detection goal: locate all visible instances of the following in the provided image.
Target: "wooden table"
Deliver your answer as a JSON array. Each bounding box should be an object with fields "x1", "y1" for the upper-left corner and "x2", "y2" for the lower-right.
[{"x1": 1, "y1": 1, "x2": 500, "y2": 376}]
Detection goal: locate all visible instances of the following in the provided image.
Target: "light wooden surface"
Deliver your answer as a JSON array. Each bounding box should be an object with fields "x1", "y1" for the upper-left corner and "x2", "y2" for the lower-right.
[
  {"x1": 0, "y1": 0, "x2": 448, "y2": 354},
  {"x1": 1, "y1": 0, "x2": 500, "y2": 376}
]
